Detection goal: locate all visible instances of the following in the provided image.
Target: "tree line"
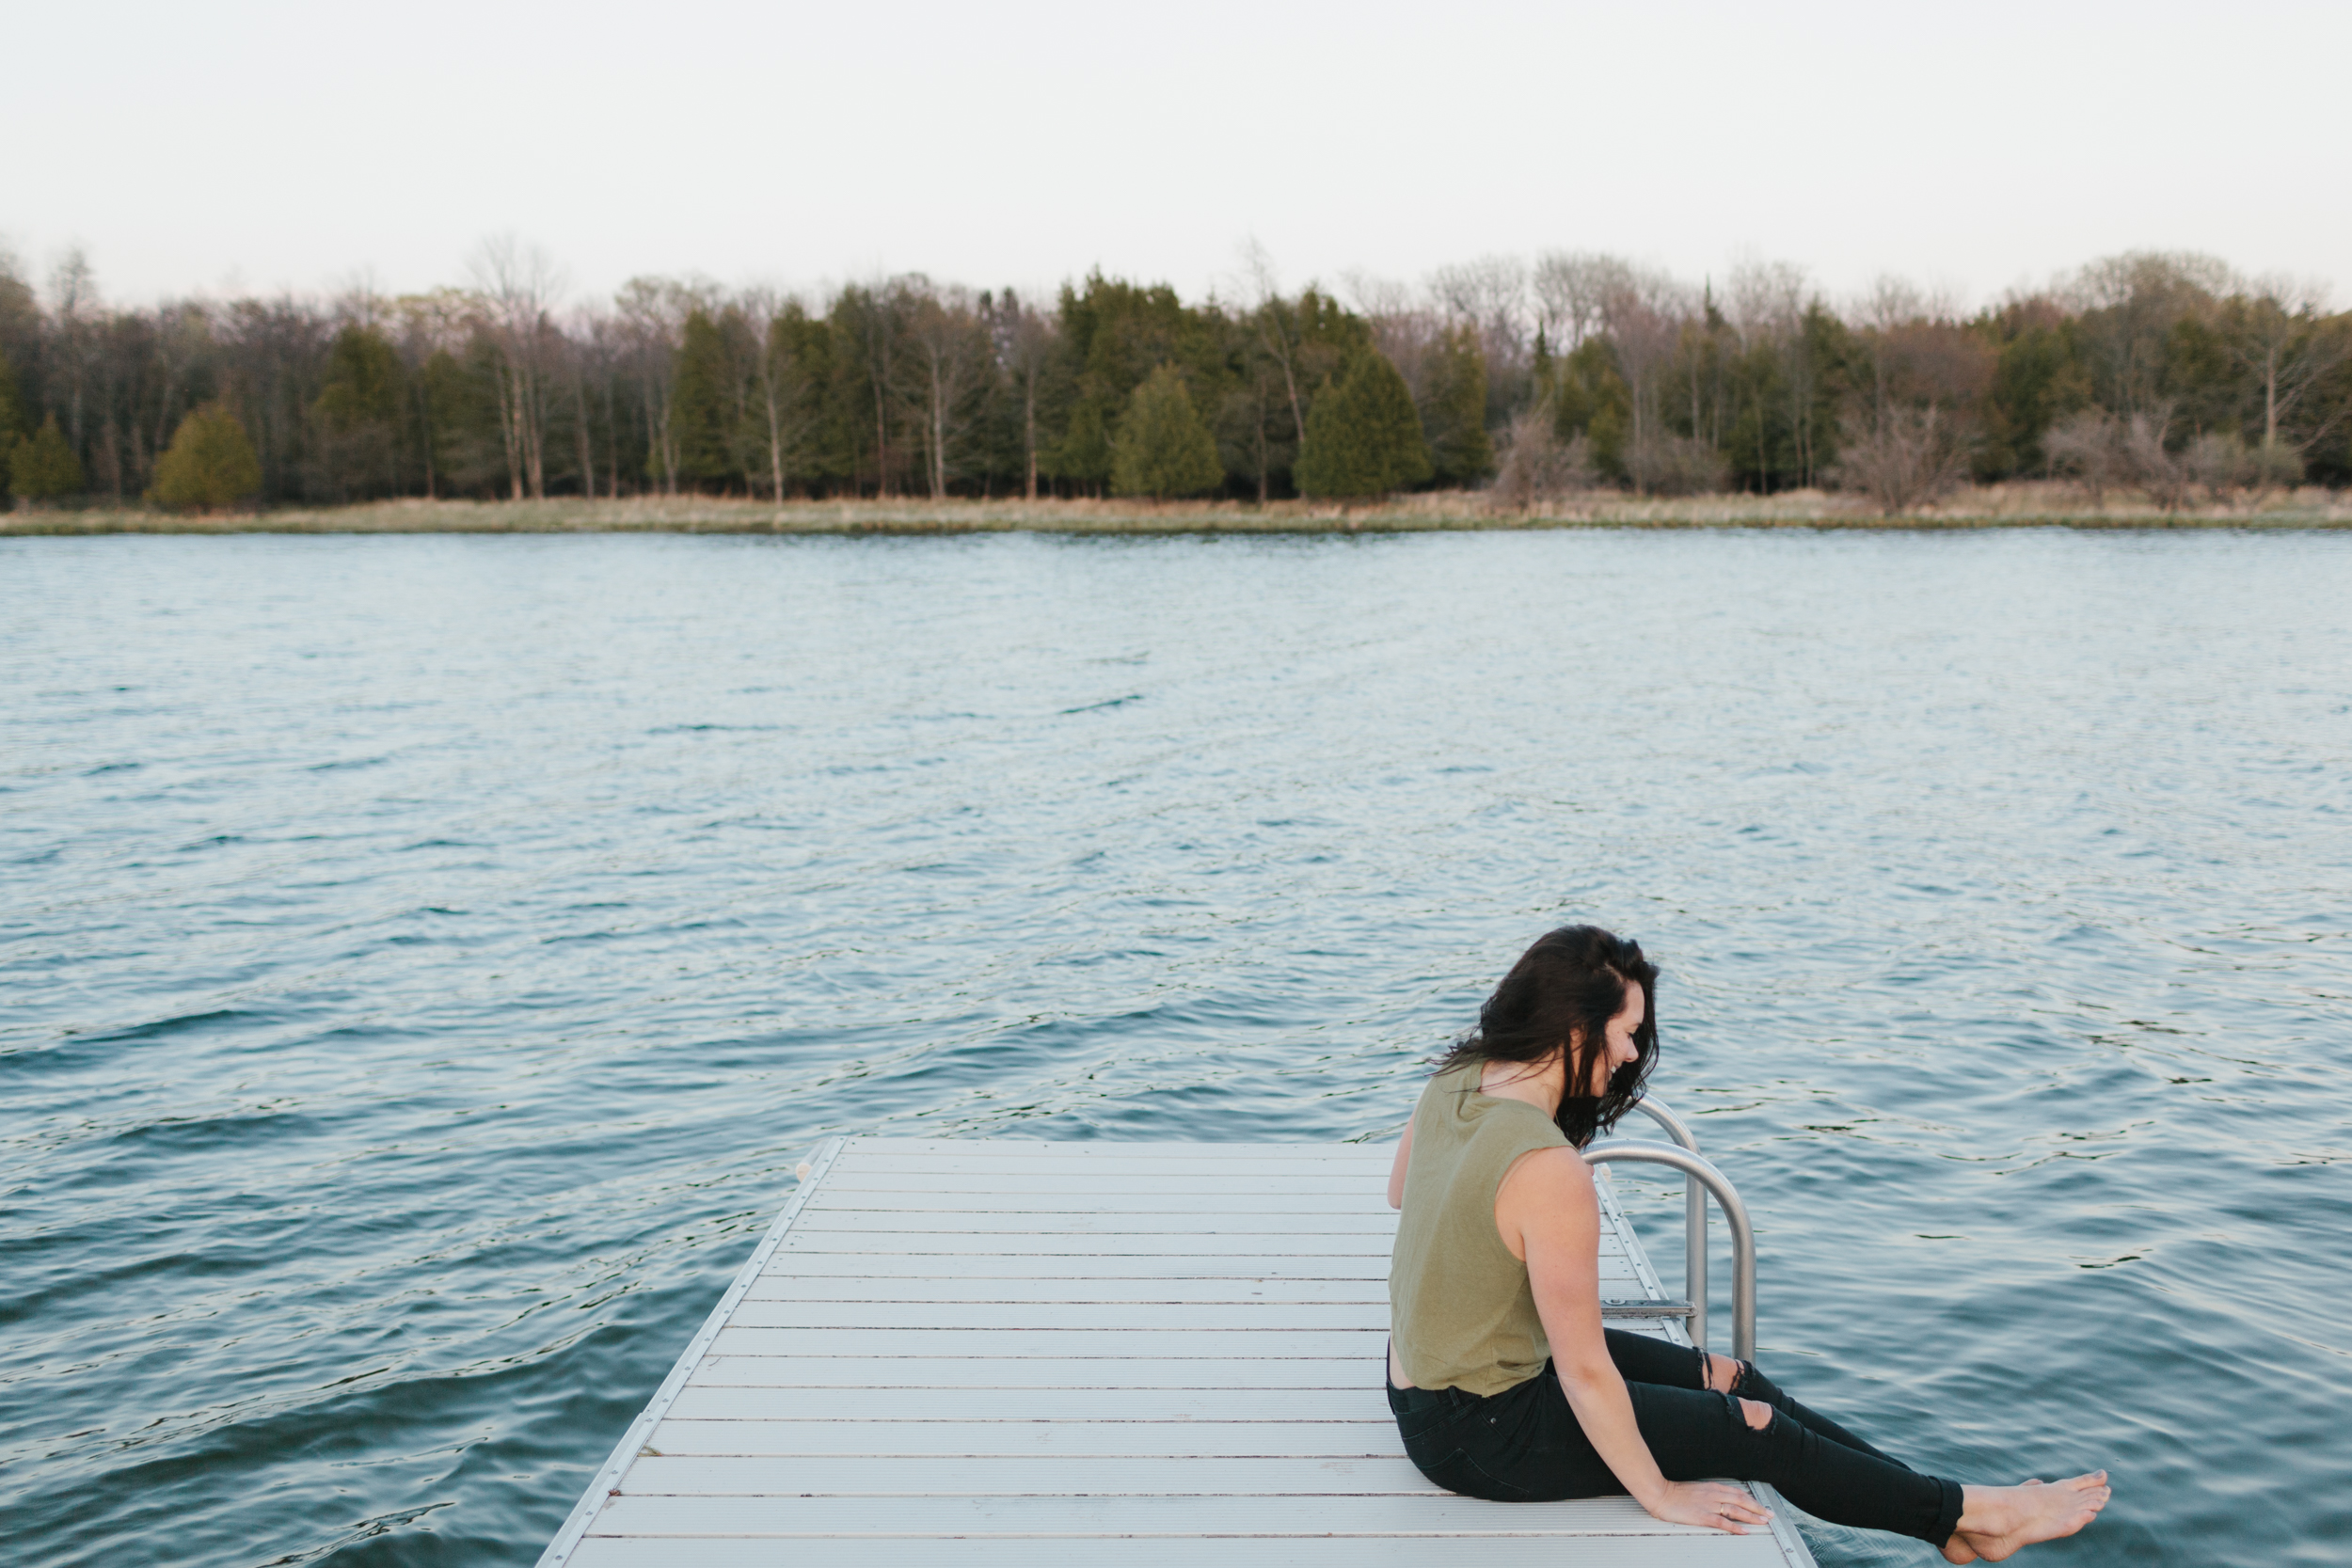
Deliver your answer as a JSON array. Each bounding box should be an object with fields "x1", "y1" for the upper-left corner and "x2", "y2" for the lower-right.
[{"x1": 3, "y1": 241, "x2": 2346, "y2": 512}]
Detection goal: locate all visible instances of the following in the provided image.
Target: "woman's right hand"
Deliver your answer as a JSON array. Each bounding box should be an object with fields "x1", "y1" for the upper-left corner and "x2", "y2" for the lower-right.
[{"x1": 1645, "y1": 1480, "x2": 1775, "y2": 1533}]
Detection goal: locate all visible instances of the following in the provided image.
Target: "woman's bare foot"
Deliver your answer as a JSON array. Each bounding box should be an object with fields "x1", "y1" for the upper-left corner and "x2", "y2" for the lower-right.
[
  {"x1": 1944, "y1": 1484, "x2": 2042, "y2": 1561},
  {"x1": 1949, "y1": 1473, "x2": 2108, "y2": 1561}
]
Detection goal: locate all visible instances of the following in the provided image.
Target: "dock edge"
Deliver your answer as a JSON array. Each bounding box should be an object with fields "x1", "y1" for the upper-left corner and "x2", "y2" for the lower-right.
[{"x1": 532, "y1": 1135, "x2": 847, "y2": 1568}]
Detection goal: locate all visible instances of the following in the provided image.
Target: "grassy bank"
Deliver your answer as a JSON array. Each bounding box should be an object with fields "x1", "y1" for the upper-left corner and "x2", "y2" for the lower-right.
[{"x1": 6, "y1": 484, "x2": 2349, "y2": 536}]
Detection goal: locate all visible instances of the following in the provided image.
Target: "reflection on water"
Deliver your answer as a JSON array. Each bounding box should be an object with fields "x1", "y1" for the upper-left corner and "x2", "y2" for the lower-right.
[{"x1": 3, "y1": 530, "x2": 2348, "y2": 1566}]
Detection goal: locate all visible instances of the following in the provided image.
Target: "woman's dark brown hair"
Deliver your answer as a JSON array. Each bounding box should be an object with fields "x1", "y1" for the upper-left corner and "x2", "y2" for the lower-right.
[{"x1": 1433, "y1": 925, "x2": 1660, "y2": 1148}]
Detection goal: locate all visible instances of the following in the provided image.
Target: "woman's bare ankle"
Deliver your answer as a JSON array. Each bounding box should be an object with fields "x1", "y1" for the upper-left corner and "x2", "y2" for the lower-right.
[{"x1": 1953, "y1": 1474, "x2": 2109, "y2": 1560}]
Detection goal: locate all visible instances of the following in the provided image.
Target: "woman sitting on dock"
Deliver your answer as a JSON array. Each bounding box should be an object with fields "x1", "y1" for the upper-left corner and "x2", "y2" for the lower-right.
[{"x1": 1386, "y1": 925, "x2": 2108, "y2": 1562}]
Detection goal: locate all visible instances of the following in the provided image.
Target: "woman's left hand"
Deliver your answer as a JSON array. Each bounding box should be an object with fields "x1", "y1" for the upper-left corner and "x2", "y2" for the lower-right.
[{"x1": 1644, "y1": 1479, "x2": 1776, "y2": 1534}]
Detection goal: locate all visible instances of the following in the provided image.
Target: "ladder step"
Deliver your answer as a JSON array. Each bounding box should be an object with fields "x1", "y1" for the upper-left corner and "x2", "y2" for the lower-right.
[{"x1": 1598, "y1": 1299, "x2": 1693, "y2": 1318}]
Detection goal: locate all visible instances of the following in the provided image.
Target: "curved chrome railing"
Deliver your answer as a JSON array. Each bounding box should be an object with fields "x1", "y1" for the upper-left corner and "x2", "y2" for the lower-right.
[
  {"x1": 1626, "y1": 1098, "x2": 1708, "y2": 1350},
  {"x1": 1588, "y1": 1097, "x2": 1756, "y2": 1361}
]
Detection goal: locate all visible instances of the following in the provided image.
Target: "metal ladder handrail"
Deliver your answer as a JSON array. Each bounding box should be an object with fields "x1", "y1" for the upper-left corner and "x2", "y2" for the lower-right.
[
  {"x1": 1625, "y1": 1098, "x2": 1708, "y2": 1351},
  {"x1": 1590, "y1": 1095, "x2": 1756, "y2": 1360}
]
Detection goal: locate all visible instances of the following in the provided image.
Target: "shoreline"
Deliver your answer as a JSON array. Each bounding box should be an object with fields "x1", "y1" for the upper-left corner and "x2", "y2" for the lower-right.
[{"x1": 5, "y1": 486, "x2": 2348, "y2": 536}]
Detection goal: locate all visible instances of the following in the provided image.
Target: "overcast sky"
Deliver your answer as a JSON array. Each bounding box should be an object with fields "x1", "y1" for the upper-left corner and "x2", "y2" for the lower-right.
[{"x1": 8, "y1": 0, "x2": 2347, "y2": 315}]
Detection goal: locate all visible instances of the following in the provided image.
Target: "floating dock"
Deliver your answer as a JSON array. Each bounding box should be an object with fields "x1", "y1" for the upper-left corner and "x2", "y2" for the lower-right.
[{"x1": 538, "y1": 1137, "x2": 1814, "y2": 1567}]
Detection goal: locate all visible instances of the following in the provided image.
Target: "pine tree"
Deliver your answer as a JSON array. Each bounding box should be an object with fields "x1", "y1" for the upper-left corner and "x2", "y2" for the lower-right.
[
  {"x1": 1295, "y1": 352, "x2": 1432, "y2": 499},
  {"x1": 672, "y1": 309, "x2": 734, "y2": 487},
  {"x1": 1111, "y1": 364, "x2": 1222, "y2": 499},
  {"x1": 149, "y1": 403, "x2": 262, "y2": 511},
  {"x1": 417, "y1": 349, "x2": 491, "y2": 496},
  {"x1": 0, "y1": 347, "x2": 27, "y2": 445},
  {"x1": 314, "y1": 325, "x2": 404, "y2": 432},
  {"x1": 313, "y1": 325, "x2": 405, "y2": 499},
  {"x1": 1423, "y1": 325, "x2": 1493, "y2": 485},
  {"x1": 8, "y1": 414, "x2": 86, "y2": 503},
  {"x1": 1052, "y1": 402, "x2": 1113, "y2": 495}
]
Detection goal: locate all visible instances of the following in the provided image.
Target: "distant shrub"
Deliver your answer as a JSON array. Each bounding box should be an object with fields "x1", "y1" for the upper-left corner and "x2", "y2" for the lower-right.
[
  {"x1": 1627, "y1": 432, "x2": 1730, "y2": 499},
  {"x1": 8, "y1": 414, "x2": 86, "y2": 503},
  {"x1": 150, "y1": 403, "x2": 262, "y2": 511},
  {"x1": 1490, "y1": 404, "x2": 1596, "y2": 506},
  {"x1": 1833, "y1": 407, "x2": 1969, "y2": 514}
]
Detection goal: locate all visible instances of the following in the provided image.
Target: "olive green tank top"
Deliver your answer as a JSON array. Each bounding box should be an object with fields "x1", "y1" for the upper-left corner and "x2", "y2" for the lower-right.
[{"x1": 1388, "y1": 1060, "x2": 1569, "y2": 1397}]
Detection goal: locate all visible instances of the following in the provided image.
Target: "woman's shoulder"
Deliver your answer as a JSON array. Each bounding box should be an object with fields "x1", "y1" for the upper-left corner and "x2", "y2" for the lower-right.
[
  {"x1": 1481, "y1": 1095, "x2": 1568, "y2": 1149},
  {"x1": 1417, "y1": 1061, "x2": 1565, "y2": 1148},
  {"x1": 1423, "y1": 1058, "x2": 1480, "y2": 1095}
]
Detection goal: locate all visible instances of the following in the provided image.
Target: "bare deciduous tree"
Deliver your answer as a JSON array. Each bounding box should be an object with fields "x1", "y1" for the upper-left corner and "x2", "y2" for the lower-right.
[
  {"x1": 2227, "y1": 277, "x2": 2346, "y2": 463},
  {"x1": 1835, "y1": 405, "x2": 1970, "y2": 514},
  {"x1": 2043, "y1": 408, "x2": 2125, "y2": 506},
  {"x1": 1589, "y1": 261, "x2": 1693, "y2": 493},
  {"x1": 989, "y1": 291, "x2": 1055, "y2": 499},
  {"x1": 1726, "y1": 259, "x2": 1824, "y2": 487},
  {"x1": 899, "y1": 280, "x2": 988, "y2": 500},
  {"x1": 1489, "y1": 403, "x2": 1595, "y2": 507},
  {"x1": 2119, "y1": 408, "x2": 2194, "y2": 511},
  {"x1": 2060, "y1": 251, "x2": 2234, "y2": 416},
  {"x1": 1427, "y1": 254, "x2": 1530, "y2": 415},
  {"x1": 613, "y1": 276, "x2": 696, "y2": 495},
  {"x1": 733, "y1": 286, "x2": 820, "y2": 503},
  {"x1": 1243, "y1": 242, "x2": 1319, "y2": 467},
  {"x1": 1531, "y1": 251, "x2": 1629, "y2": 352},
  {"x1": 469, "y1": 236, "x2": 566, "y2": 499}
]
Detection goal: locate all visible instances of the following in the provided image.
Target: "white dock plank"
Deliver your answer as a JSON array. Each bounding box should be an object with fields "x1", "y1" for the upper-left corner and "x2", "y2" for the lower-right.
[
  {"x1": 739, "y1": 1275, "x2": 1394, "y2": 1304},
  {"x1": 591, "y1": 1492, "x2": 1734, "y2": 1535},
  {"x1": 781, "y1": 1241, "x2": 1402, "y2": 1259},
  {"x1": 818, "y1": 1172, "x2": 1391, "y2": 1195},
  {"x1": 730, "y1": 1300, "x2": 1395, "y2": 1330},
  {"x1": 845, "y1": 1139, "x2": 1396, "y2": 1157},
  {"x1": 710, "y1": 1326, "x2": 1385, "y2": 1357},
  {"x1": 663, "y1": 1386, "x2": 1399, "y2": 1422},
  {"x1": 538, "y1": 1136, "x2": 1811, "y2": 1568},
  {"x1": 807, "y1": 1189, "x2": 1399, "y2": 1212},
  {"x1": 624, "y1": 1452, "x2": 1451, "y2": 1494},
  {"x1": 755, "y1": 1254, "x2": 1397, "y2": 1278},
  {"x1": 644, "y1": 1418, "x2": 1400, "y2": 1457},
  {"x1": 825, "y1": 1155, "x2": 1394, "y2": 1177},
  {"x1": 791, "y1": 1210, "x2": 1401, "y2": 1233},
  {"x1": 691, "y1": 1354, "x2": 1381, "y2": 1388},
  {"x1": 731, "y1": 1298, "x2": 1645, "y2": 1333},
  {"x1": 568, "y1": 1537, "x2": 1788, "y2": 1567}
]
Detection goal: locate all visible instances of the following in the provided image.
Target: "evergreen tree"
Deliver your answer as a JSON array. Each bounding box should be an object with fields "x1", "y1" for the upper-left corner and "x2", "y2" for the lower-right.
[
  {"x1": 9, "y1": 414, "x2": 86, "y2": 502},
  {"x1": 417, "y1": 349, "x2": 499, "y2": 496},
  {"x1": 1051, "y1": 401, "x2": 1113, "y2": 495},
  {"x1": 313, "y1": 325, "x2": 405, "y2": 499},
  {"x1": 314, "y1": 325, "x2": 404, "y2": 432},
  {"x1": 1978, "y1": 317, "x2": 2089, "y2": 478},
  {"x1": 149, "y1": 402, "x2": 262, "y2": 510},
  {"x1": 672, "y1": 308, "x2": 734, "y2": 487},
  {"x1": 1111, "y1": 364, "x2": 1222, "y2": 499},
  {"x1": 1586, "y1": 402, "x2": 1628, "y2": 482},
  {"x1": 1047, "y1": 272, "x2": 1232, "y2": 495},
  {"x1": 0, "y1": 346, "x2": 27, "y2": 443},
  {"x1": 1295, "y1": 352, "x2": 1431, "y2": 499},
  {"x1": 1549, "y1": 340, "x2": 1631, "y2": 481},
  {"x1": 1423, "y1": 324, "x2": 1493, "y2": 485}
]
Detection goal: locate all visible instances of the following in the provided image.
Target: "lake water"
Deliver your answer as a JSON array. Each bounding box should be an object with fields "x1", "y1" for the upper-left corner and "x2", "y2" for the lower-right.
[{"x1": 5, "y1": 529, "x2": 2349, "y2": 1567}]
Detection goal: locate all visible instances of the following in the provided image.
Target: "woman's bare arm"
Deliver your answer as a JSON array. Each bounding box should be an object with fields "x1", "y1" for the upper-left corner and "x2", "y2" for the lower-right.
[
  {"x1": 1387, "y1": 1119, "x2": 1415, "y2": 1210},
  {"x1": 1500, "y1": 1148, "x2": 1772, "y2": 1534}
]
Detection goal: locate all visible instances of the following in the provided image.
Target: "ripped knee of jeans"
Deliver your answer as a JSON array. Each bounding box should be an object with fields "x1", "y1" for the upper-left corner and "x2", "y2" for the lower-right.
[
  {"x1": 1737, "y1": 1396, "x2": 1774, "y2": 1433},
  {"x1": 1730, "y1": 1358, "x2": 1784, "y2": 1406}
]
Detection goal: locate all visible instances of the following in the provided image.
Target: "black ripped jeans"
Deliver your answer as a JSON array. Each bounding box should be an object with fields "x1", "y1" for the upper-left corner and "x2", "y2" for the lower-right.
[{"x1": 1388, "y1": 1330, "x2": 1964, "y2": 1547}]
